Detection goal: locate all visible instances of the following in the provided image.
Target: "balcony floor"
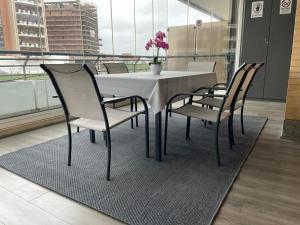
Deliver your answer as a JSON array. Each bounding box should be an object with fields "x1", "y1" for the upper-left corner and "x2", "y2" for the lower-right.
[{"x1": 0, "y1": 100, "x2": 299, "y2": 225}]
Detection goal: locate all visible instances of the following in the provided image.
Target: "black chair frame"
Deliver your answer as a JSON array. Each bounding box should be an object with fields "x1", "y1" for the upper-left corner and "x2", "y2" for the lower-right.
[
  {"x1": 103, "y1": 63, "x2": 139, "y2": 128},
  {"x1": 41, "y1": 64, "x2": 149, "y2": 181},
  {"x1": 164, "y1": 63, "x2": 253, "y2": 166}
]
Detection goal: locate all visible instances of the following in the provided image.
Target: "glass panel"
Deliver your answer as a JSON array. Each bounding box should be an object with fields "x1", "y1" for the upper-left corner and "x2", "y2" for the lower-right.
[
  {"x1": 98, "y1": 0, "x2": 113, "y2": 54},
  {"x1": 210, "y1": 0, "x2": 240, "y2": 82},
  {"x1": 112, "y1": 0, "x2": 135, "y2": 56},
  {"x1": 135, "y1": 0, "x2": 153, "y2": 56},
  {"x1": 0, "y1": 0, "x2": 244, "y2": 119},
  {"x1": 167, "y1": 0, "x2": 242, "y2": 81},
  {"x1": 167, "y1": 0, "x2": 189, "y2": 70}
]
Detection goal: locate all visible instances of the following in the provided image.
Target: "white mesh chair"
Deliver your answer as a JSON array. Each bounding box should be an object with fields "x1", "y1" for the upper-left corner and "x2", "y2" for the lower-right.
[
  {"x1": 187, "y1": 61, "x2": 216, "y2": 72},
  {"x1": 103, "y1": 63, "x2": 139, "y2": 128},
  {"x1": 194, "y1": 63, "x2": 264, "y2": 135},
  {"x1": 41, "y1": 64, "x2": 149, "y2": 181},
  {"x1": 164, "y1": 63, "x2": 253, "y2": 166},
  {"x1": 103, "y1": 63, "x2": 129, "y2": 74}
]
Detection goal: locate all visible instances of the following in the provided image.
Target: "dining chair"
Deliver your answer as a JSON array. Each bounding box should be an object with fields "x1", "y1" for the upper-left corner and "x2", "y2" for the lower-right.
[
  {"x1": 194, "y1": 63, "x2": 264, "y2": 135},
  {"x1": 187, "y1": 61, "x2": 216, "y2": 72},
  {"x1": 164, "y1": 63, "x2": 253, "y2": 166},
  {"x1": 75, "y1": 64, "x2": 118, "y2": 133},
  {"x1": 103, "y1": 63, "x2": 138, "y2": 128},
  {"x1": 41, "y1": 63, "x2": 149, "y2": 181},
  {"x1": 169, "y1": 61, "x2": 217, "y2": 117}
]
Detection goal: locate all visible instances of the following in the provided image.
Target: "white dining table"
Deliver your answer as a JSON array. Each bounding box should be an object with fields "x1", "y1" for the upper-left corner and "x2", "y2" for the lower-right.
[{"x1": 94, "y1": 71, "x2": 217, "y2": 161}]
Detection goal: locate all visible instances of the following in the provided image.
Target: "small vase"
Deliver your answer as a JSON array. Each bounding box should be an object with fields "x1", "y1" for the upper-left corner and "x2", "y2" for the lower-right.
[{"x1": 150, "y1": 64, "x2": 162, "y2": 75}]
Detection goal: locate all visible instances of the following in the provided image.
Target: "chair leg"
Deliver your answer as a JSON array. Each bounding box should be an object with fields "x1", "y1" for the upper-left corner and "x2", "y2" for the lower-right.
[
  {"x1": 164, "y1": 108, "x2": 169, "y2": 155},
  {"x1": 77, "y1": 127, "x2": 80, "y2": 133},
  {"x1": 130, "y1": 97, "x2": 134, "y2": 129},
  {"x1": 106, "y1": 131, "x2": 112, "y2": 181},
  {"x1": 241, "y1": 105, "x2": 245, "y2": 135},
  {"x1": 228, "y1": 117, "x2": 233, "y2": 149},
  {"x1": 89, "y1": 130, "x2": 95, "y2": 143},
  {"x1": 215, "y1": 122, "x2": 221, "y2": 166},
  {"x1": 135, "y1": 97, "x2": 139, "y2": 127},
  {"x1": 169, "y1": 104, "x2": 172, "y2": 117},
  {"x1": 186, "y1": 116, "x2": 191, "y2": 140},
  {"x1": 230, "y1": 114, "x2": 235, "y2": 145},
  {"x1": 103, "y1": 131, "x2": 108, "y2": 147},
  {"x1": 103, "y1": 131, "x2": 106, "y2": 141},
  {"x1": 67, "y1": 124, "x2": 72, "y2": 166},
  {"x1": 145, "y1": 112, "x2": 150, "y2": 158}
]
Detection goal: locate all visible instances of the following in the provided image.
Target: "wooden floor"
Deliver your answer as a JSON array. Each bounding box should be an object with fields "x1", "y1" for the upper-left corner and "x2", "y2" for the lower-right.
[{"x1": 0, "y1": 100, "x2": 299, "y2": 225}]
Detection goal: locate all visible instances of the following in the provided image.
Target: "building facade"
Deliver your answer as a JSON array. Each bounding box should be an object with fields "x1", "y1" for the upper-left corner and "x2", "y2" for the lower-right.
[
  {"x1": 0, "y1": 0, "x2": 48, "y2": 51},
  {"x1": 0, "y1": 10, "x2": 4, "y2": 50},
  {"x1": 45, "y1": 0, "x2": 100, "y2": 54}
]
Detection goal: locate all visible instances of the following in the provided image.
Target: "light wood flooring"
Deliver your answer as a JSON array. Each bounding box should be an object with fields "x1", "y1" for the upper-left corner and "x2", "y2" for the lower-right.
[{"x1": 0, "y1": 100, "x2": 299, "y2": 225}]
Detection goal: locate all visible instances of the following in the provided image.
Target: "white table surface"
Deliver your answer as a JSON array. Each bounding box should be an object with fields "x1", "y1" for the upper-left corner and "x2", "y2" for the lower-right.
[{"x1": 95, "y1": 71, "x2": 217, "y2": 114}]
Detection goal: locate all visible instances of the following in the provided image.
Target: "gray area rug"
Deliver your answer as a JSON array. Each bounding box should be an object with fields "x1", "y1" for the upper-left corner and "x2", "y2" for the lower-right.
[{"x1": 0, "y1": 114, "x2": 267, "y2": 225}]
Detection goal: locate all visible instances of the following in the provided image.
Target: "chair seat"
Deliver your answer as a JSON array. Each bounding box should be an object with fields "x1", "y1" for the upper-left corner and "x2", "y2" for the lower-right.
[
  {"x1": 195, "y1": 97, "x2": 244, "y2": 110},
  {"x1": 70, "y1": 108, "x2": 141, "y2": 131},
  {"x1": 172, "y1": 104, "x2": 230, "y2": 122},
  {"x1": 195, "y1": 97, "x2": 223, "y2": 108}
]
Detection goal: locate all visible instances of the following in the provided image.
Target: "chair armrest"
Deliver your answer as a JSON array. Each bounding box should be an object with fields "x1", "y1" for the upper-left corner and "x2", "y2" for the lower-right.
[
  {"x1": 167, "y1": 92, "x2": 227, "y2": 106},
  {"x1": 213, "y1": 83, "x2": 228, "y2": 87},
  {"x1": 103, "y1": 95, "x2": 148, "y2": 113},
  {"x1": 193, "y1": 86, "x2": 227, "y2": 94},
  {"x1": 102, "y1": 96, "x2": 133, "y2": 104},
  {"x1": 180, "y1": 92, "x2": 227, "y2": 98}
]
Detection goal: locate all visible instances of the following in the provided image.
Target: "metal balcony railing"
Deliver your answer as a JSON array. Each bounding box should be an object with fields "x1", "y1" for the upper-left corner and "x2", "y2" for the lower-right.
[{"x1": 0, "y1": 50, "x2": 235, "y2": 119}]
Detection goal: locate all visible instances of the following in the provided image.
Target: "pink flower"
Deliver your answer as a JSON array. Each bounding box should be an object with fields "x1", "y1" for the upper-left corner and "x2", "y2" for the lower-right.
[
  {"x1": 145, "y1": 38, "x2": 154, "y2": 50},
  {"x1": 145, "y1": 31, "x2": 169, "y2": 52},
  {"x1": 155, "y1": 38, "x2": 162, "y2": 48},
  {"x1": 165, "y1": 43, "x2": 169, "y2": 50},
  {"x1": 155, "y1": 31, "x2": 166, "y2": 40}
]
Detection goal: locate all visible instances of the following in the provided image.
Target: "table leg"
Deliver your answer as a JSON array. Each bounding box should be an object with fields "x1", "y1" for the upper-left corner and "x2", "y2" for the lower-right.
[
  {"x1": 89, "y1": 130, "x2": 95, "y2": 143},
  {"x1": 155, "y1": 112, "x2": 162, "y2": 161}
]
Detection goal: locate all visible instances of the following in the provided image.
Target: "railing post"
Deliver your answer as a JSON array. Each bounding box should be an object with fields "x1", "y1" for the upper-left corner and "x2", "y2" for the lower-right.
[
  {"x1": 23, "y1": 55, "x2": 30, "y2": 80},
  {"x1": 134, "y1": 58, "x2": 140, "y2": 72}
]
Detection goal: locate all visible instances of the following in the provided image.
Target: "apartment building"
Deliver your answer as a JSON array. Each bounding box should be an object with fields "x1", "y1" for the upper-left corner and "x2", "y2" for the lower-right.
[
  {"x1": 0, "y1": 0, "x2": 48, "y2": 51},
  {"x1": 45, "y1": 0, "x2": 100, "y2": 53}
]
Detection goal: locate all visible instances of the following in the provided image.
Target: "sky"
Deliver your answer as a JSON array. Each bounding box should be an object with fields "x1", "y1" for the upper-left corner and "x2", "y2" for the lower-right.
[{"x1": 45, "y1": 0, "x2": 216, "y2": 55}]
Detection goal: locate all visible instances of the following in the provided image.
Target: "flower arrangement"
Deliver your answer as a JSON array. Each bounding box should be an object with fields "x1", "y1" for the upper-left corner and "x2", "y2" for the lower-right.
[{"x1": 145, "y1": 31, "x2": 169, "y2": 65}]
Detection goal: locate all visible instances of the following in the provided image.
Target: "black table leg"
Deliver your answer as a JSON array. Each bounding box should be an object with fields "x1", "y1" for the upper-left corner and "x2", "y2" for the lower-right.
[
  {"x1": 89, "y1": 129, "x2": 95, "y2": 143},
  {"x1": 155, "y1": 112, "x2": 162, "y2": 161}
]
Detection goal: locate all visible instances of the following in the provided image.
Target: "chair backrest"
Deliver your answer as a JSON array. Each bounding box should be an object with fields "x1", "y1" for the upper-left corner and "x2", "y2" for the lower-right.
[
  {"x1": 187, "y1": 61, "x2": 216, "y2": 72},
  {"x1": 222, "y1": 63, "x2": 254, "y2": 111},
  {"x1": 87, "y1": 64, "x2": 98, "y2": 74},
  {"x1": 103, "y1": 63, "x2": 129, "y2": 74},
  {"x1": 41, "y1": 64, "x2": 106, "y2": 122},
  {"x1": 237, "y1": 63, "x2": 264, "y2": 101}
]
